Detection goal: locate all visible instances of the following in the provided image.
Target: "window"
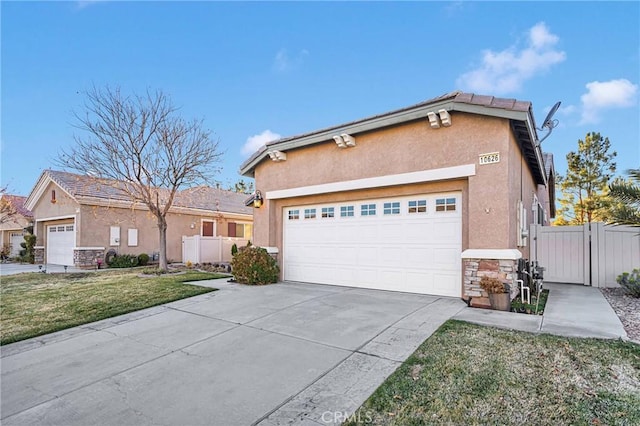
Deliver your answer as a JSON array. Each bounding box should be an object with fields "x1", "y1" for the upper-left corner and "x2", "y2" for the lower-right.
[
  {"x1": 288, "y1": 209, "x2": 300, "y2": 220},
  {"x1": 51, "y1": 190, "x2": 56, "y2": 204},
  {"x1": 57, "y1": 226, "x2": 65, "y2": 232},
  {"x1": 383, "y1": 202, "x2": 400, "y2": 215},
  {"x1": 49, "y1": 227, "x2": 57, "y2": 233},
  {"x1": 65, "y1": 225, "x2": 74, "y2": 232},
  {"x1": 304, "y1": 208, "x2": 316, "y2": 219},
  {"x1": 340, "y1": 205, "x2": 354, "y2": 217},
  {"x1": 228, "y1": 222, "x2": 252, "y2": 238},
  {"x1": 408, "y1": 200, "x2": 427, "y2": 213},
  {"x1": 321, "y1": 207, "x2": 334, "y2": 218},
  {"x1": 436, "y1": 198, "x2": 456, "y2": 212},
  {"x1": 110, "y1": 226, "x2": 121, "y2": 246},
  {"x1": 361, "y1": 204, "x2": 376, "y2": 216},
  {"x1": 202, "y1": 221, "x2": 215, "y2": 237},
  {"x1": 128, "y1": 228, "x2": 138, "y2": 246}
]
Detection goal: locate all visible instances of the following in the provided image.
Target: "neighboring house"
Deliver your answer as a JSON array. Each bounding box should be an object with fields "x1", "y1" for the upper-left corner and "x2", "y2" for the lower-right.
[
  {"x1": 240, "y1": 91, "x2": 556, "y2": 307},
  {"x1": 0, "y1": 194, "x2": 34, "y2": 257},
  {"x1": 23, "y1": 170, "x2": 253, "y2": 267}
]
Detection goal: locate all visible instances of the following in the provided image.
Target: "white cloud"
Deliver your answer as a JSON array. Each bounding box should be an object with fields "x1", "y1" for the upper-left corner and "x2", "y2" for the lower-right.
[
  {"x1": 241, "y1": 130, "x2": 281, "y2": 157},
  {"x1": 580, "y1": 79, "x2": 638, "y2": 124},
  {"x1": 272, "y1": 48, "x2": 309, "y2": 73},
  {"x1": 456, "y1": 22, "x2": 566, "y2": 95}
]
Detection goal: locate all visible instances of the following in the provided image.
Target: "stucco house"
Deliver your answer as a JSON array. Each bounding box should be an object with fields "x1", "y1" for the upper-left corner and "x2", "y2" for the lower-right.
[
  {"x1": 0, "y1": 194, "x2": 34, "y2": 258},
  {"x1": 24, "y1": 170, "x2": 253, "y2": 267},
  {"x1": 240, "y1": 91, "x2": 556, "y2": 307}
]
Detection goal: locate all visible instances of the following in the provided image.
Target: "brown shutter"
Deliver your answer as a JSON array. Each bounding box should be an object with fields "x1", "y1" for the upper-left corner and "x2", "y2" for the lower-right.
[
  {"x1": 228, "y1": 222, "x2": 236, "y2": 237},
  {"x1": 202, "y1": 221, "x2": 214, "y2": 237}
]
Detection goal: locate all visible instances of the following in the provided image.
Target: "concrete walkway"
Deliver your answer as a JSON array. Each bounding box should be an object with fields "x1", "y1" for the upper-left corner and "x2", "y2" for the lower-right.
[
  {"x1": 1, "y1": 280, "x2": 466, "y2": 426},
  {"x1": 454, "y1": 282, "x2": 628, "y2": 340},
  {"x1": 0, "y1": 263, "x2": 87, "y2": 276}
]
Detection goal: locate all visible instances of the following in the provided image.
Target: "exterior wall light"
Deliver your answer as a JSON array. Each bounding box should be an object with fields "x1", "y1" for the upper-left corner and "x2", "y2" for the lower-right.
[
  {"x1": 333, "y1": 135, "x2": 347, "y2": 148},
  {"x1": 253, "y1": 190, "x2": 264, "y2": 208}
]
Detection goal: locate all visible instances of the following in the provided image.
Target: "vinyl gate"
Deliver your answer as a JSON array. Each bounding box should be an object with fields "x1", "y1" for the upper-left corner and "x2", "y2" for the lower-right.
[
  {"x1": 531, "y1": 223, "x2": 640, "y2": 287},
  {"x1": 182, "y1": 235, "x2": 248, "y2": 264}
]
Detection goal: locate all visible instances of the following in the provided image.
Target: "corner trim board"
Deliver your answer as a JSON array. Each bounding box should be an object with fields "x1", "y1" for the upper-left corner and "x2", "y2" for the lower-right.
[{"x1": 265, "y1": 164, "x2": 476, "y2": 200}]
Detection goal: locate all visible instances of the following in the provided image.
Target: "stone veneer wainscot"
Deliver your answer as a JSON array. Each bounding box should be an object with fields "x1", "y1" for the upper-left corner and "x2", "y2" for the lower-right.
[{"x1": 462, "y1": 249, "x2": 522, "y2": 308}]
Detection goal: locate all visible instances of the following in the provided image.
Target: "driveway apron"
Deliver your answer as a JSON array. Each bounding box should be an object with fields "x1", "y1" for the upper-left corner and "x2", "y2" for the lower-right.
[{"x1": 1, "y1": 280, "x2": 465, "y2": 425}]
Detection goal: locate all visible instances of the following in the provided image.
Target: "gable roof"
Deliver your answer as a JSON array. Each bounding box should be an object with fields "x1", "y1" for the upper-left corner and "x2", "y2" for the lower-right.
[
  {"x1": 239, "y1": 91, "x2": 547, "y2": 185},
  {"x1": 0, "y1": 194, "x2": 33, "y2": 218},
  {"x1": 24, "y1": 170, "x2": 252, "y2": 216}
]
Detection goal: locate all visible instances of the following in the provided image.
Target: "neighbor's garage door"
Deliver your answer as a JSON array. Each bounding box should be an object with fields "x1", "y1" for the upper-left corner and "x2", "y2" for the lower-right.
[
  {"x1": 283, "y1": 193, "x2": 462, "y2": 297},
  {"x1": 47, "y1": 224, "x2": 75, "y2": 266}
]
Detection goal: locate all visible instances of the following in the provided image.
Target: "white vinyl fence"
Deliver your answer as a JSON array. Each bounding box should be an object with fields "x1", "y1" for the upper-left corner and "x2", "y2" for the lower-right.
[
  {"x1": 182, "y1": 235, "x2": 248, "y2": 264},
  {"x1": 531, "y1": 223, "x2": 640, "y2": 287}
]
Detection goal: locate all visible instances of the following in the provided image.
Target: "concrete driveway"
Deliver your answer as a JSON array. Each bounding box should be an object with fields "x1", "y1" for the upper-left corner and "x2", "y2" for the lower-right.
[{"x1": 1, "y1": 280, "x2": 465, "y2": 425}]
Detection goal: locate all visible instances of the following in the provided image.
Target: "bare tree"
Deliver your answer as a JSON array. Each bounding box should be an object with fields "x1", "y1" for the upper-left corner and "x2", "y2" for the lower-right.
[
  {"x1": 58, "y1": 86, "x2": 223, "y2": 270},
  {"x1": 0, "y1": 186, "x2": 19, "y2": 226}
]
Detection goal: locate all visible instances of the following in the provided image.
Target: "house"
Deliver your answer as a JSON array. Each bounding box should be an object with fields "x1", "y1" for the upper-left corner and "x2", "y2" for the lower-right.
[
  {"x1": 23, "y1": 170, "x2": 253, "y2": 267},
  {"x1": 240, "y1": 91, "x2": 556, "y2": 307},
  {"x1": 0, "y1": 194, "x2": 34, "y2": 258}
]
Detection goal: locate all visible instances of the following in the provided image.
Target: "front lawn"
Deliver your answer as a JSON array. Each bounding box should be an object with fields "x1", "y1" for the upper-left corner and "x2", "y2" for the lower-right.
[
  {"x1": 346, "y1": 320, "x2": 640, "y2": 425},
  {"x1": 0, "y1": 270, "x2": 225, "y2": 345}
]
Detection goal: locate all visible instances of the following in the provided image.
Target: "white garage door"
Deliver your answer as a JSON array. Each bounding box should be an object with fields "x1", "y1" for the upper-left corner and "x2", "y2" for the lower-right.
[
  {"x1": 47, "y1": 224, "x2": 75, "y2": 266},
  {"x1": 283, "y1": 193, "x2": 462, "y2": 297},
  {"x1": 9, "y1": 232, "x2": 24, "y2": 257}
]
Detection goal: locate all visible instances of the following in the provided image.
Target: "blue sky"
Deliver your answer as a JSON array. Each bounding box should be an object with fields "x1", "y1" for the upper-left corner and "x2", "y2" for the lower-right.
[{"x1": 2, "y1": 1, "x2": 639, "y2": 197}]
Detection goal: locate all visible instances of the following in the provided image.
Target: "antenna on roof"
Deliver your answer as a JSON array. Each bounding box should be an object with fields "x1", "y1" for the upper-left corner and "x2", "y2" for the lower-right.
[{"x1": 536, "y1": 101, "x2": 561, "y2": 146}]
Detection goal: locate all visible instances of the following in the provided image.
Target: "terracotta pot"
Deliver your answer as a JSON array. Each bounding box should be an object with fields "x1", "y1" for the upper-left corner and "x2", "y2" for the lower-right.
[{"x1": 488, "y1": 292, "x2": 511, "y2": 311}]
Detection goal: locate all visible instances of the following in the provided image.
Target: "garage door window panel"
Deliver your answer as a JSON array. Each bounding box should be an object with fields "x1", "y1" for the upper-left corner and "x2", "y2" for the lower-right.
[
  {"x1": 340, "y1": 206, "x2": 354, "y2": 217},
  {"x1": 321, "y1": 207, "x2": 334, "y2": 218},
  {"x1": 383, "y1": 202, "x2": 400, "y2": 215},
  {"x1": 361, "y1": 204, "x2": 376, "y2": 216},
  {"x1": 304, "y1": 208, "x2": 316, "y2": 219},
  {"x1": 436, "y1": 198, "x2": 456, "y2": 212},
  {"x1": 408, "y1": 200, "x2": 427, "y2": 214},
  {"x1": 288, "y1": 210, "x2": 300, "y2": 220}
]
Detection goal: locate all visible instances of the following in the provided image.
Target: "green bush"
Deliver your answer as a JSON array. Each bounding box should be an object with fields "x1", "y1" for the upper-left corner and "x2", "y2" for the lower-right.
[
  {"x1": 108, "y1": 254, "x2": 139, "y2": 268},
  {"x1": 19, "y1": 234, "x2": 36, "y2": 264},
  {"x1": 138, "y1": 253, "x2": 150, "y2": 266},
  {"x1": 616, "y1": 269, "x2": 640, "y2": 298},
  {"x1": 231, "y1": 243, "x2": 238, "y2": 257},
  {"x1": 231, "y1": 246, "x2": 279, "y2": 285}
]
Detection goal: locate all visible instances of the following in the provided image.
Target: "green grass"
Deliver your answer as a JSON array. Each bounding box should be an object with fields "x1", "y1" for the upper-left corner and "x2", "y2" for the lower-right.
[
  {"x1": 346, "y1": 320, "x2": 640, "y2": 426},
  {"x1": 0, "y1": 270, "x2": 226, "y2": 345}
]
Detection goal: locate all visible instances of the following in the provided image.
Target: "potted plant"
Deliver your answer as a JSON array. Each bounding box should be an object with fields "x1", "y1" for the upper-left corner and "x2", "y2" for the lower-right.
[{"x1": 480, "y1": 276, "x2": 511, "y2": 311}]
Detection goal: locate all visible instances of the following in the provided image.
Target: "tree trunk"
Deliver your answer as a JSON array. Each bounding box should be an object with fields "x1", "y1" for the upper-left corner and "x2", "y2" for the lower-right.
[{"x1": 157, "y1": 217, "x2": 168, "y2": 271}]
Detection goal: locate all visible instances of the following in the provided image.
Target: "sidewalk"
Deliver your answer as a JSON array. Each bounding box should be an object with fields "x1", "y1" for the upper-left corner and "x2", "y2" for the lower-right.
[
  {"x1": 453, "y1": 282, "x2": 628, "y2": 340},
  {"x1": 0, "y1": 263, "x2": 87, "y2": 276}
]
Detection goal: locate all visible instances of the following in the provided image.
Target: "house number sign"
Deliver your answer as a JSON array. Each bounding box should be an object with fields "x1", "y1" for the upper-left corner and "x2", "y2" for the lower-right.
[{"x1": 479, "y1": 152, "x2": 500, "y2": 165}]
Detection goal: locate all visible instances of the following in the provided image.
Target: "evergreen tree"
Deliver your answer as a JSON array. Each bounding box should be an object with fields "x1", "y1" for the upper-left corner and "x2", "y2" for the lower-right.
[
  {"x1": 608, "y1": 168, "x2": 640, "y2": 227},
  {"x1": 555, "y1": 132, "x2": 616, "y2": 225}
]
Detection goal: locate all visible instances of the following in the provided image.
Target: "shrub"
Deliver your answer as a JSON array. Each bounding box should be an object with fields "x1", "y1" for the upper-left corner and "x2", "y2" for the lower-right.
[
  {"x1": 138, "y1": 253, "x2": 150, "y2": 266},
  {"x1": 19, "y1": 233, "x2": 36, "y2": 264},
  {"x1": 479, "y1": 276, "x2": 508, "y2": 294},
  {"x1": 231, "y1": 243, "x2": 238, "y2": 257},
  {"x1": 108, "y1": 254, "x2": 139, "y2": 268},
  {"x1": 616, "y1": 269, "x2": 640, "y2": 298},
  {"x1": 231, "y1": 246, "x2": 279, "y2": 285}
]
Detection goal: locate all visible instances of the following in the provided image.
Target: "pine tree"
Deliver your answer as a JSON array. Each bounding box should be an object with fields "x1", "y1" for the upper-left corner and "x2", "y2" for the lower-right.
[{"x1": 555, "y1": 132, "x2": 617, "y2": 225}]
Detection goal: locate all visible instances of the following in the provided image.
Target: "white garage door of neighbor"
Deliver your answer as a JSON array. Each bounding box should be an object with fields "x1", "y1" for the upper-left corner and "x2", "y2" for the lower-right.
[
  {"x1": 47, "y1": 224, "x2": 75, "y2": 266},
  {"x1": 283, "y1": 193, "x2": 462, "y2": 297},
  {"x1": 9, "y1": 232, "x2": 24, "y2": 257}
]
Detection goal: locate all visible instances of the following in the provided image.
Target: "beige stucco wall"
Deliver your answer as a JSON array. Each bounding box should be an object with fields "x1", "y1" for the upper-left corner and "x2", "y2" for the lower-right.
[
  {"x1": 30, "y1": 180, "x2": 253, "y2": 263},
  {"x1": 79, "y1": 206, "x2": 251, "y2": 261},
  {"x1": 254, "y1": 113, "x2": 516, "y2": 247}
]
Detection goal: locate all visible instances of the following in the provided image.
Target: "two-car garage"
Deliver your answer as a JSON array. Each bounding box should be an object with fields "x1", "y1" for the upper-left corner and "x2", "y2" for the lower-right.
[{"x1": 282, "y1": 193, "x2": 462, "y2": 297}]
